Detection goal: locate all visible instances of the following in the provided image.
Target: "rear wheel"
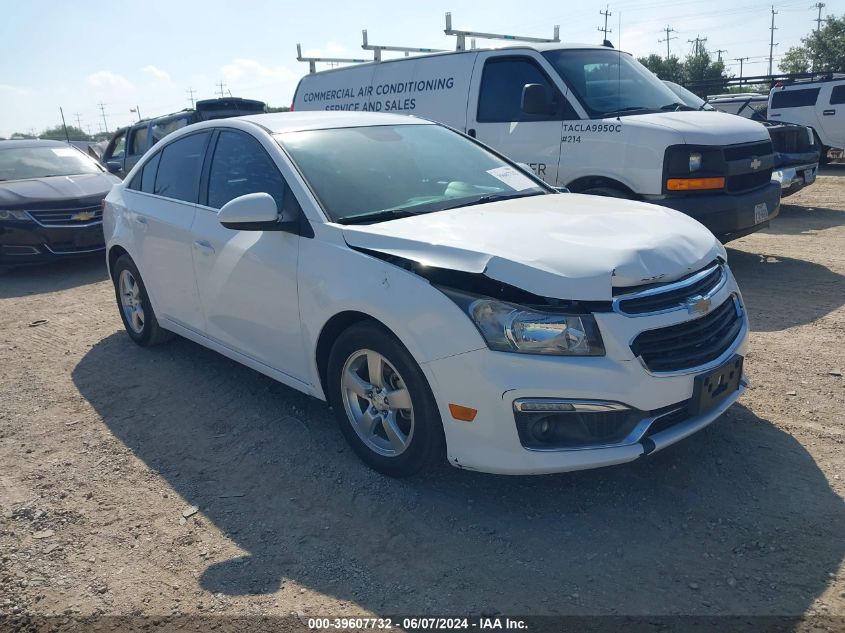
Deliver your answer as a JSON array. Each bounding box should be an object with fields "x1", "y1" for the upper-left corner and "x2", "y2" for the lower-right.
[
  {"x1": 327, "y1": 322, "x2": 445, "y2": 477},
  {"x1": 111, "y1": 254, "x2": 173, "y2": 347},
  {"x1": 813, "y1": 131, "x2": 830, "y2": 165}
]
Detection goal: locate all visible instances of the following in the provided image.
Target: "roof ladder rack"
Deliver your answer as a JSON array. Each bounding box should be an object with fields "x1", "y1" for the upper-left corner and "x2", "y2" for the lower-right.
[
  {"x1": 296, "y1": 43, "x2": 368, "y2": 73},
  {"x1": 361, "y1": 30, "x2": 446, "y2": 61},
  {"x1": 444, "y1": 11, "x2": 560, "y2": 52}
]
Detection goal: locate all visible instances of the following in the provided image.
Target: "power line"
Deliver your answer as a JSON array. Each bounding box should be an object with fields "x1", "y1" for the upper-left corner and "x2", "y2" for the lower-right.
[
  {"x1": 659, "y1": 25, "x2": 678, "y2": 59},
  {"x1": 186, "y1": 87, "x2": 196, "y2": 108},
  {"x1": 216, "y1": 81, "x2": 227, "y2": 98},
  {"x1": 97, "y1": 102, "x2": 109, "y2": 134},
  {"x1": 598, "y1": 6, "x2": 613, "y2": 42},
  {"x1": 768, "y1": 6, "x2": 778, "y2": 75}
]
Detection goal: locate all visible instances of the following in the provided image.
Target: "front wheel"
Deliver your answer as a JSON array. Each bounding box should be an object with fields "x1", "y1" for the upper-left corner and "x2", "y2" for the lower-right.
[
  {"x1": 111, "y1": 254, "x2": 173, "y2": 347},
  {"x1": 327, "y1": 322, "x2": 445, "y2": 477}
]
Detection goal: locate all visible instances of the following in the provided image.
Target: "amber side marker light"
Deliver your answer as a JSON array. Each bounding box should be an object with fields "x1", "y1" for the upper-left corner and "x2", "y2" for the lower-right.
[
  {"x1": 449, "y1": 404, "x2": 478, "y2": 422},
  {"x1": 667, "y1": 177, "x2": 725, "y2": 191}
]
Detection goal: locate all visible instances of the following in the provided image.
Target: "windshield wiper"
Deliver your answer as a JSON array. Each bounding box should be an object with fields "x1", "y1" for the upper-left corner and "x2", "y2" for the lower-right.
[
  {"x1": 336, "y1": 208, "x2": 420, "y2": 225},
  {"x1": 601, "y1": 106, "x2": 656, "y2": 117},
  {"x1": 443, "y1": 190, "x2": 546, "y2": 210},
  {"x1": 660, "y1": 102, "x2": 696, "y2": 111}
]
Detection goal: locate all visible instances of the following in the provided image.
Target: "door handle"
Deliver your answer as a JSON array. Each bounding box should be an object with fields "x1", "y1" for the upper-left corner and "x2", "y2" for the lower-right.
[
  {"x1": 193, "y1": 240, "x2": 215, "y2": 256},
  {"x1": 134, "y1": 216, "x2": 148, "y2": 225},
  {"x1": 823, "y1": 109, "x2": 835, "y2": 116},
  {"x1": 467, "y1": 128, "x2": 476, "y2": 138},
  {"x1": 769, "y1": 113, "x2": 781, "y2": 117}
]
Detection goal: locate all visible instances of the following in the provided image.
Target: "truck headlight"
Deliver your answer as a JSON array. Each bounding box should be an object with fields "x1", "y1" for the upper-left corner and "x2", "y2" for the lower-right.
[
  {"x1": 440, "y1": 288, "x2": 605, "y2": 356},
  {"x1": 0, "y1": 210, "x2": 32, "y2": 221},
  {"x1": 689, "y1": 152, "x2": 703, "y2": 172}
]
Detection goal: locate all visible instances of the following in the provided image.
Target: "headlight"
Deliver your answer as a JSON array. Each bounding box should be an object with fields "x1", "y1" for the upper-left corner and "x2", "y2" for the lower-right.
[
  {"x1": 441, "y1": 288, "x2": 605, "y2": 356},
  {"x1": 689, "y1": 152, "x2": 702, "y2": 172},
  {"x1": 0, "y1": 210, "x2": 32, "y2": 221}
]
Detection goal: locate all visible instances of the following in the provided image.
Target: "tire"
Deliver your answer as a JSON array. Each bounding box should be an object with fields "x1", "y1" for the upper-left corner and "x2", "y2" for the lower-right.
[
  {"x1": 813, "y1": 131, "x2": 830, "y2": 165},
  {"x1": 111, "y1": 254, "x2": 174, "y2": 347},
  {"x1": 326, "y1": 321, "x2": 445, "y2": 477},
  {"x1": 580, "y1": 186, "x2": 631, "y2": 199}
]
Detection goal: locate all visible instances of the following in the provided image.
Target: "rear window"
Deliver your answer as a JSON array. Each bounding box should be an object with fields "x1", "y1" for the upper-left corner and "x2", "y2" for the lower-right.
[
  {"x1": 830, "y1": 85, "x2": 845, "y2": 105},
  {"x1": 152, "y1": 132, "x2": 210, "y2": 203},
  {"x1": 771, "y1": 88, "x2": 820, "y2": 109}
]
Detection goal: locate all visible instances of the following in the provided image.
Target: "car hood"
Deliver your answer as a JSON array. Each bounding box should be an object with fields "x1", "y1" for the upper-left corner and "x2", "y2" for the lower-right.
[
  {"x1": 342, "y1": 194, "x2": 725, "y2": 301},
  {"x1": 0, "y1": 172, "x2": 119, "y2": 209},
  {"x1": 634, "y1": 110, "x2": 771, "y2": 145}
]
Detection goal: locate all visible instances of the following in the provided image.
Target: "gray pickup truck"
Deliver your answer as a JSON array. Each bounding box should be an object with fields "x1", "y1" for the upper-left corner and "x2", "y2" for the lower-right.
[{"x1": 101, "y1": 97, "x2": 266, "y2": 179}]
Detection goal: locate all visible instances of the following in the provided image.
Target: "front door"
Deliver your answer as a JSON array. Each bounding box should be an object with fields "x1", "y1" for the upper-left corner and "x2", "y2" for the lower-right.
[
  {"x1": 467, "y1": 53, "x2": 574, "y2": 185},
  {"x1": 190, "y1": 129, "x2": 306, "y2": 382},
  {"x1": 820, "y1": 83, "x2": 845, "y2": 150}
]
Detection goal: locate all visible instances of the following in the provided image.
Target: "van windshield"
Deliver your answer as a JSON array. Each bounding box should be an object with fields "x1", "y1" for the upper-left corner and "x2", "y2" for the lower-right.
[
  {"x1": 542, "y1": 49, "x2": 685, "y2": 118},
  {"x1": 276, "y1": 124, "x2": 548, "y2": 224}
]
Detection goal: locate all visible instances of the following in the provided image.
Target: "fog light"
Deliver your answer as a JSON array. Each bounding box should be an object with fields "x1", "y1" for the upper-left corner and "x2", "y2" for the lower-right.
[{"x1": 513, "y1": 399, "x2": 642, "y2": 450}]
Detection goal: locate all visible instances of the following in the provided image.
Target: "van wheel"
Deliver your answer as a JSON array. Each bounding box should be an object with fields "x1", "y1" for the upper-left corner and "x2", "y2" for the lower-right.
[
  {"x1": 581, "y1": 186, "x2": 631, "y2": 199},
  {"x1": 813, "y1": 131, "x2": 830, "y2": 165},
  {"x1": 111, "y1": 254, "x2": 173, "y2": 347},
  {"x1": 327, "y1": 321, "x2": 445, "y2": 477}
]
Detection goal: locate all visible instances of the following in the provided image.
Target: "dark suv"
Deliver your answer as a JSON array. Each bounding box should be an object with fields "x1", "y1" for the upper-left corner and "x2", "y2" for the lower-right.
[{"x1": 101, "y1": 97, "x2": 266, "y2": 178}]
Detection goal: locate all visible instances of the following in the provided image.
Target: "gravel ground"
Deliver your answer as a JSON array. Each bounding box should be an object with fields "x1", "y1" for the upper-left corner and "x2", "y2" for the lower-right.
[{"x1": 1, "y1": 165, "x2": 843, "y2": 622}]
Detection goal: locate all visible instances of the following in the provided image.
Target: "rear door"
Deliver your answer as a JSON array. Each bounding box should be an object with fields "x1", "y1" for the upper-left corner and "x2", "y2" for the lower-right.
[
  {"x1": 467, "y1": 52, "x2": 574, "y2": 185},
  {"x1": 820, "y1": 83, "x2": 845, "y2": 149},
  {"x1": 129, "y1": 130, "x2": 211, "y2": 331},
  {"x1": 190, "y1": 129, "x2": 306, "y2": 381},
  {"x1": 124, "y1": 123, "x2": 151, "y2": 176}
]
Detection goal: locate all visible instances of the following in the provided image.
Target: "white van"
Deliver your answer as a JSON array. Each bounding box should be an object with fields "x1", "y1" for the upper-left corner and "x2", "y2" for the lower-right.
[
  {"x1": 768, "y1": 76, "x2": 845, "y2": 163},
  {"x1": 293, "y1": 44, "x2": 781, "y2": 242}
]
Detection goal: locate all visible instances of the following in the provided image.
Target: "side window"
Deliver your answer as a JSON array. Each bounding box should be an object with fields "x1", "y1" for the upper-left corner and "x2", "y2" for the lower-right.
[
  {"x1": 207, "y1": 131, "x2": 287, "y2": 211},
  {"x1": 153, "y1": 132, "x2": 210, "y2": 203},
  {"x1": 151, "y1": 116, "x2": 190, "y2": 146},
  {"x1": 127, "y1": 126, "x2": 148, "y2": 156},
  {"x1": 830, "y1": 85, "x2": 845, "y2": 105},
  {"x1": 109, "y1": 130, "x2": 126, "y2": 159},
  {"x1": 140, "y1": 152, "x2": 161, "y2": 194},
  {"x1": 771, "y1": 88, "x2": 821, "y2": 109},
  {"x1": 478, "y1": 58, "x2": 575, "y2": 122}
]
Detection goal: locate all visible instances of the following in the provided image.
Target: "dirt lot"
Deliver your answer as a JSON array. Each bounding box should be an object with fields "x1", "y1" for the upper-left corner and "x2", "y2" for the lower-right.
[{"x1": 1, "y1": 166, "x2": 844, "y2": 622}]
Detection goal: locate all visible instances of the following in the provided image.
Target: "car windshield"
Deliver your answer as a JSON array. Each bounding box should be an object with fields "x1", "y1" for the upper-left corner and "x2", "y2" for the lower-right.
[
  {"x1": 663, "y1": 81, "x2": 715, "y2": 111},
  {"x1": 542, "y1": 49, "x2": 684, "y2": 118},
  {"x1": 0, "y1": 145, "x2": 103, "y2": 181},
  {"x1": 276, "y1": 124, "x2": 547, "y2": 223}
]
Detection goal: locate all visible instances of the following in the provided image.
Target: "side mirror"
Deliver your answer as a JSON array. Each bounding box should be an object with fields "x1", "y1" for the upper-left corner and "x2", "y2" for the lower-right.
[
  {"x1": 521, "y1": 83, "x2": 553, "y2": 116},
  {"x1": 218, "y1": 192, "x2": 283, "y2": 230},
  {"x1": 105, "y1": 161, "x2": 122, "y2": 174}
]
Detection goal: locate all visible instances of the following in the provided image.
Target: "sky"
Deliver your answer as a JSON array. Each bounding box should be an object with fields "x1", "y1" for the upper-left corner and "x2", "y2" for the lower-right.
[{"x1": 0, "y1": 0, "x2": 838, "y2": 138}]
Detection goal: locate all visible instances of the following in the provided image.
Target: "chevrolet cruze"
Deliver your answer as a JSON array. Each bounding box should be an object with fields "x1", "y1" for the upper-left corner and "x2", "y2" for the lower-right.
[{"x1": 103, "y1": 112, "x2": 748, "y2": 477}]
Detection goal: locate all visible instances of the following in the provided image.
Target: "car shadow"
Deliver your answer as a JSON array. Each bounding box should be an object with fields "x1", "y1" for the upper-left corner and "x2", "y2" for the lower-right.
[
  {"x1": 726, "y1": 248, "x2": 844, "y2": 333},
  {"x1": 72, "y1": 332, "x2": 845, "y2": 615},
  {"x1": 0, "y1": 255, "x2": 108, "y2": 299},
  {"x1": 763, "y1": 202, "x2": 845, "y2": 235}
]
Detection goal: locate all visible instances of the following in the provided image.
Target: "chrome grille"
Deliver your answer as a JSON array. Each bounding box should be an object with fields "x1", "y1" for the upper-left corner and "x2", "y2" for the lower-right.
[
  {"x1": 613, "y1": 262, "x2": 726, "y2": 316},
  {"x1": 27, "y1": 206, "x2": 103, "y2": 226}
]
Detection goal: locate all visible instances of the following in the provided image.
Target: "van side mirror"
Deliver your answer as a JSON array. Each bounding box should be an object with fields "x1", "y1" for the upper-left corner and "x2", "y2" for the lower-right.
[
  {"x1": 218, "y1": 192, "x2": 285, "y2": 231},
  {"x1": 522, "y1": 83, "x2": 553, "y2": 116},
  {"x1": 105, "y1": 161, "x2": 122, "y2": 174}
]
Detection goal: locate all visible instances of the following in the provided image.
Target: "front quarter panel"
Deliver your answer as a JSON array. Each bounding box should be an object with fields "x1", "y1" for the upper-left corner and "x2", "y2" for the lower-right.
[{"x1": 298, "y1": 225, "x2": 487, "y2": 400}]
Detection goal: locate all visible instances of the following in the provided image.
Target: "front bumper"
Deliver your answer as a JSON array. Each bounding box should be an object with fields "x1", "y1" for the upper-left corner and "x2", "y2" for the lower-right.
[
  {"x1": 772, "y1": 162, "x2": 817, "y2": 197},
  {"x1": 422, "y1": 276, "x2": 749, "y2": 475},
  {"x1": 647, "y1": 180, "x2": 781, "y2": 242},
  {"x1": 0, "y1": 220, "x2": 105, "y2": 265}
]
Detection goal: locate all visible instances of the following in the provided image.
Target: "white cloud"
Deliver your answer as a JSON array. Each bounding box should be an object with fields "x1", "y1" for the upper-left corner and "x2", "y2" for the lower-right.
[
  {"x1": 86, "y1": 71, "x2": 135, "y2": 92},
  {"x1": 141, "y1": 65, "x2": 171, "y2": 83},
  {"x1": 221, "y1": 58, "x2": 297, "y2": 86},
  {"x1": 0, "y1": 84, "x2": 30, "y2": 96}
]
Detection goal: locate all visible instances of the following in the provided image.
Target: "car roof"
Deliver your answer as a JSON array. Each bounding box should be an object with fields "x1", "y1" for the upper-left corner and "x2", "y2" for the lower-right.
[
  {"x1": 235, "y1": 111, "x2": 434, "y2": 134},
  {"x1": 0, "y1": 139, "x2": 76, "y2": 149}
]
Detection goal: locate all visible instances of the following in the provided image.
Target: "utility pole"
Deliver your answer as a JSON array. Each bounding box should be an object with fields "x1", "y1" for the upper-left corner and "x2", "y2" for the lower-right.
[
  {"x1": 715, "y1": 49, "x2": 727, "y2": 63},
  {"x1": 688, "y1": 35, "x2": 707, "y2": 56},
  {"x1": 812, "y1": 3, "x2": 826, "y2": 72},
  {"x1": 216, "y1": 81, "x2": 227, "y2": 98},
  {"x1": 598, "y1": 6, "x2": 612, "y2": 43},
  {"x1": 768, "y1": 6, "x2": 778, "y2": 76},
  {"x1": 186, "y1": 87, "x2": 196, "y2": 108},
  {"x1": 659, "y1": 25, "x2": 677, "y2": 59},
  {"x1": 97, "y1": 102, "x2": 109, "y2": 134},
  {"x1": 74, "y1": 113, "x2": 83, "y2": 131},
  {"x1": 734, "y1": 57, "x2": 750, "y2": 80}
]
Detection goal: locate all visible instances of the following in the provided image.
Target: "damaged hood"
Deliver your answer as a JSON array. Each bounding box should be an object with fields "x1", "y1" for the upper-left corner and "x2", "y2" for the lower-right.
[{"x1": 341, "y1": 194, "x2": 725, "y2": 301}]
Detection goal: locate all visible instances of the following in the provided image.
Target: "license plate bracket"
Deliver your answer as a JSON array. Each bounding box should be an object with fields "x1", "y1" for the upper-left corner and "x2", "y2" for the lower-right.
[
  {"x1": 754, "y1": 202, "x2": 769, "y2": 224},
  {"x1": 690, "y1": 355, "x2": 743, "y2": 416}
]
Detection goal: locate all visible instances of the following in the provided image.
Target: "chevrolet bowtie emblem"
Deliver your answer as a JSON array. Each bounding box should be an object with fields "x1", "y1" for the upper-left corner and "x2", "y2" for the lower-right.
[
  {"x1": 750, "y1": 157, "x2": 762, "y2": 170},
  {"x1": 687, "y1": 295, "x2": 711, "y2": 316},
  {"x1": 71, "y1": 211, "x2": 95, "y2": 222}
]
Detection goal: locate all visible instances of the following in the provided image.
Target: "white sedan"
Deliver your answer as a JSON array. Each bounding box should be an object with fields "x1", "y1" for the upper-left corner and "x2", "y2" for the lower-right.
[{"x1": 103, "y1": 112, "x2": 748, "y2": 477}]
